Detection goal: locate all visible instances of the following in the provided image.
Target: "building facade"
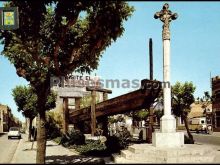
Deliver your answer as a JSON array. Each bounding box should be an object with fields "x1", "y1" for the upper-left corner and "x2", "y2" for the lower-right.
[
  {"x1": 0, "y1": 104, "x2": 21, "y2": 133},
  {"x1": 0, "y1": 104, "x2": 12, "y2": 133},
  {"x1": 212, "y1": 76, "x2": 220, "y2": 131}
]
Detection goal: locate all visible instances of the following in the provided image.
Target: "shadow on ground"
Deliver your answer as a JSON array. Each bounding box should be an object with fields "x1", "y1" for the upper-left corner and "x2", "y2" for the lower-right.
[
  {"x1": 0, "y1": 133, "x2": 6, "y2": 137},
  {"x1": 46, "y1": 155, "x2": 105, "y2": 164},
  {"x1": 46, "y1": 144, "x2": 59, "y2": 147}
]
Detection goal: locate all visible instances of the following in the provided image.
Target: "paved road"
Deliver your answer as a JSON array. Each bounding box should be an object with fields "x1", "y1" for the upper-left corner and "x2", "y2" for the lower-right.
[
  {"x1": 192, "y1": 132, "x2": 220, "y2": 145},
  {"x1": 190, "y1": 132, "x2": 220, "y2": 163},
  {"x1": 0, "y1": 133, "x2": 21, "y2": 163}
]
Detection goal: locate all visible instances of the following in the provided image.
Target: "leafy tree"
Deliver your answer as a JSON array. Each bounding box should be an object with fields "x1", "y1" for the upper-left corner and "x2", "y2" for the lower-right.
[
  {"x1": 171, "y1": 81, "x2": 196, "y2": 142},
  {"x1": 12, "y1": 85, "x2": 38, "y2": 141},
  {"x1": 199, "y1": 91, "x2": 212, "y2": 115},
  {"x1": 133, "y1": 109, "x2": 149, "y2": 121},
  {"x1": 0, "y1": 1, "x2": 134, "y2": 163},
  {"x1": 80, "y1": 93, "x2": 101, "y2": 108},
  {"x1": 12, "y1": 85, "x2": 57, "y2": 141}
]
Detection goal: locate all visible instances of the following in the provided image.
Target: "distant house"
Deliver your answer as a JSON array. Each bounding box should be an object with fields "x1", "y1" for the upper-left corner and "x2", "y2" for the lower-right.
[
  {"x1": 188, "y1": 102, "x2": 212, "y2": 119},
  {"x1": 176, "y1": 102, "x2": 212, "y2": 129}
]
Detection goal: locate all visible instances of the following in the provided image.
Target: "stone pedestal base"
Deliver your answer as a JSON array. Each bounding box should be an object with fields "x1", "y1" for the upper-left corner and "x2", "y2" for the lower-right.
[
  {"x1": 113, "y1": 144, "x2": 216, "y2": 163},
  {"x1": 152, "y1": 114, "x2": 184, "y2": 148},
  {"x1": 160, "y1": 115, "x2": 176, "y2": 132},
  {"x1": 152, "y1": 132, "x2": 184, "y2": 148}
]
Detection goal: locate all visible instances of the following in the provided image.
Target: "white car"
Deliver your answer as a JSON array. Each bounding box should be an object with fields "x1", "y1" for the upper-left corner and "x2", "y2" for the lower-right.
[{"x1": 8, "y1": 127, "x2": 21, "y2": 139}]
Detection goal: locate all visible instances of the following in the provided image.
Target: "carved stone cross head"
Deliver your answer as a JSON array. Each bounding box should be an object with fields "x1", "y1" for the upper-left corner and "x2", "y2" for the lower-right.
[{"x1": 154, "y1": 3, "x2": 178, "y2": 40}]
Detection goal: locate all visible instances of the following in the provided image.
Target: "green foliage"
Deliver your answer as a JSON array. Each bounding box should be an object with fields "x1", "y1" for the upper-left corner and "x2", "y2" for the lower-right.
[
  {"x1": 45, "y1": 111, "x2": 62, "y2": 139},
  {"x1": 12, "y1": 85, "x2": 57, "y2": 119},
  {"x1": 60, "y1": 129, "x2": 86, "y2": 147},
  {"x1": 108, "y1": 115, "x2": 125, "y2": 124},
  {"x1": 172, "y1": 81, "x2": 196, "y2": 117},
  {"x1": 133, "y1": 109, "x2": 149, "y2": 121},
  {"x1": 105, "y1": 127, "x2": 131, "y2": 153},
  {"x1": 12, "y1": 85, "x2": 38, "y2": 119},
  {"x1": 108, "y1": 116, "x2": 117, "y2": 124},
  {"x1": 2, "y1": 1, "x2": 134, "y2": 162},
  {"x1": 172, "y1": 81, "x2": 196, "y2": 142},
  {"x1": 80, "y1": 94, "x2": 101, "y2": 108},
  {"x1": 1, "y1": 1, "x2": 134, "y2": 88},
  {"x1": 198, "y1": 91, "x2": 212, "y2": 114},
  {"x1": 74, "y1": 139, "x2": 107, "y2": 156}
]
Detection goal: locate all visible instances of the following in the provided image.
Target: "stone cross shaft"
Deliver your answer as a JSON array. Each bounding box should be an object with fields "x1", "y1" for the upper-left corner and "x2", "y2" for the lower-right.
[
  {"x1": 154, "y1": 3, "x2": 178, "y2": 132},
  {"x1": 152, "y1": 3, "x2": 184, "y2": 148},
  {"x1": 154, "y1": 3, "x2": 178, "y2": 40}
]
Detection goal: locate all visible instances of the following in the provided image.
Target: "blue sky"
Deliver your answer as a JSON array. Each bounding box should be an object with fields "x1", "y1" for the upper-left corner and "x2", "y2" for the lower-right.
[{"x1": 0, "y1": 2, "x2": 220, "y2": 122}]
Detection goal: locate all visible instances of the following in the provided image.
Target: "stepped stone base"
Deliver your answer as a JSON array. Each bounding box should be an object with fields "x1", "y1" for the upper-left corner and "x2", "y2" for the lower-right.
[
  {"x1": 152, "y1": 132, "x2": 184, "y2": 148},
  {"x1": 112, "y1": 144, "x2": 215, "y2": 163}
]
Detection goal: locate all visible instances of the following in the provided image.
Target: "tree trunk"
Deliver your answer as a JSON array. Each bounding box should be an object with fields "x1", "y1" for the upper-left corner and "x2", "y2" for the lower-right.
[
  {"x1": 28, "y1": 118, "x2": 33, "y2": 142},
  {"x1": 36, "y1": 111, "x2": 47, "y2": 164},
  {"x1": 183, "y1": 116, "x2": 194, "y2": 142},
  {"x1": 35, "y1": 79, "x2": 50, "y2": 164}
]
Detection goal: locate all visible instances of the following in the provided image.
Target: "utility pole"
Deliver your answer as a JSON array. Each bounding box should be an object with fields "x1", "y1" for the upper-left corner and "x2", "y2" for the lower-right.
[{"x1": 148, "y1": 38, "x2": 154, "y2": 143}]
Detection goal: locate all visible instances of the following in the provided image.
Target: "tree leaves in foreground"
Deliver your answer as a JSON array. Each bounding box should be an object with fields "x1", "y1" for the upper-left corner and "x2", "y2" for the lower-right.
[{"x1": 1, "y1": 1, "x2": 134, "y2": 163}]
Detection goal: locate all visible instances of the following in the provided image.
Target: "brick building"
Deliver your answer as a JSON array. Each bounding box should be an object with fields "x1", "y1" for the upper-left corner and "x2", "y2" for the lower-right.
[
  {"x1": 0, "y1": 104, "x2": 21, "y2": 133},
  {"x1": 0, "y1": 104, "x2": 12, "y2": 132},
  {"x1": 212, "y1": 76, "x2": 220, "y2": 131}
]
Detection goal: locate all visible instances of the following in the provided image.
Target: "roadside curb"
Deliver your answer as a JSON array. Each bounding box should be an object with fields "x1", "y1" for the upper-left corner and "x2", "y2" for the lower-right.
[{"x1": 10, "y1": 136, "x2": 23, "y2": 163}]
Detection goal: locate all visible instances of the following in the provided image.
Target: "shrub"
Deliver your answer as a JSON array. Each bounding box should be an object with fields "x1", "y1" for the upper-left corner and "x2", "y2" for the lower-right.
[
  {"x1": 105, "y1": 135, "x2": 121, "y2": 153},
  {"x1": 75, "y1": 139, "x2": 107, "y2": 156},
  {"x1": 60, "y1": 129, "x2": 85, "y2": 147},
  {"x1": 68, "y1": 129, "x2": 86, "y2": 145},
  {"x1": 105, "y1": 127, "x2": 132, "y2": 153},
  {"x1": 45, "y1": 111, "x2": 62, "y2": 139}
]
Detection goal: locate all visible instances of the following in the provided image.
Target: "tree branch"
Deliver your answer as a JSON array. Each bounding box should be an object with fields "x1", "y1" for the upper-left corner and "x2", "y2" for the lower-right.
[{"x1": 53, "y1": 13, "x2": 80, "y2": 76}]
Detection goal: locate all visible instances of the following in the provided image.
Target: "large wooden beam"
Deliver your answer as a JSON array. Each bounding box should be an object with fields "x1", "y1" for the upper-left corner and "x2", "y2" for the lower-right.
[
  {"x1": 70, "y1": 79, "x2": 161, "y2": 123},
  {"x1": 86, "y1": 87, "x2": 112, "y2": 94}
]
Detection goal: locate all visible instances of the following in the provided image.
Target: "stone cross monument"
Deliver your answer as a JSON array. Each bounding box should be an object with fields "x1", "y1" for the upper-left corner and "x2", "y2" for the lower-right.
[{"x1": 152, "y1": 3, "x2": 184, "y2": 148}]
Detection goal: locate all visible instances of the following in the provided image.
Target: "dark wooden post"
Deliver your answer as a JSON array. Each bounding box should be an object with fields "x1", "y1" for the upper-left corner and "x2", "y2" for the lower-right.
[
  {"x1": 63, "y1": 97, "x2": 69, "y2": 134},
  {"x1": 102, "y1": 92, "x2": 109, "y2": 137},
  {"x1": 74, "y1": 97, "x2": 84, "y2": 132},
  {"x1": 148, "y1": 38, "x2": 154, "y2": 143},
  {"x1": 91, "y1": 90, "x2": 96, "y2": 136},
  {"x1": 86, "y1": 87, "x2": 112, "y2": 136},
  {"x1": 149, "y1": 38, "x2": 153, "y2": 80}
]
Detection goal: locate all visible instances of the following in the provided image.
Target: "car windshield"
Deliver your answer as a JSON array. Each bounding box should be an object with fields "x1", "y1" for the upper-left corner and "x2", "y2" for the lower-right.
[{"x1": 9, "y1": 127, "x2": 19, "y2": 131}]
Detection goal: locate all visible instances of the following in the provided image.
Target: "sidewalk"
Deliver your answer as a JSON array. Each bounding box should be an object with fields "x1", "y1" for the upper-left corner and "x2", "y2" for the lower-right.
[{"x1": 11, "y1": 134, "x2": 108, "y2": 164}]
